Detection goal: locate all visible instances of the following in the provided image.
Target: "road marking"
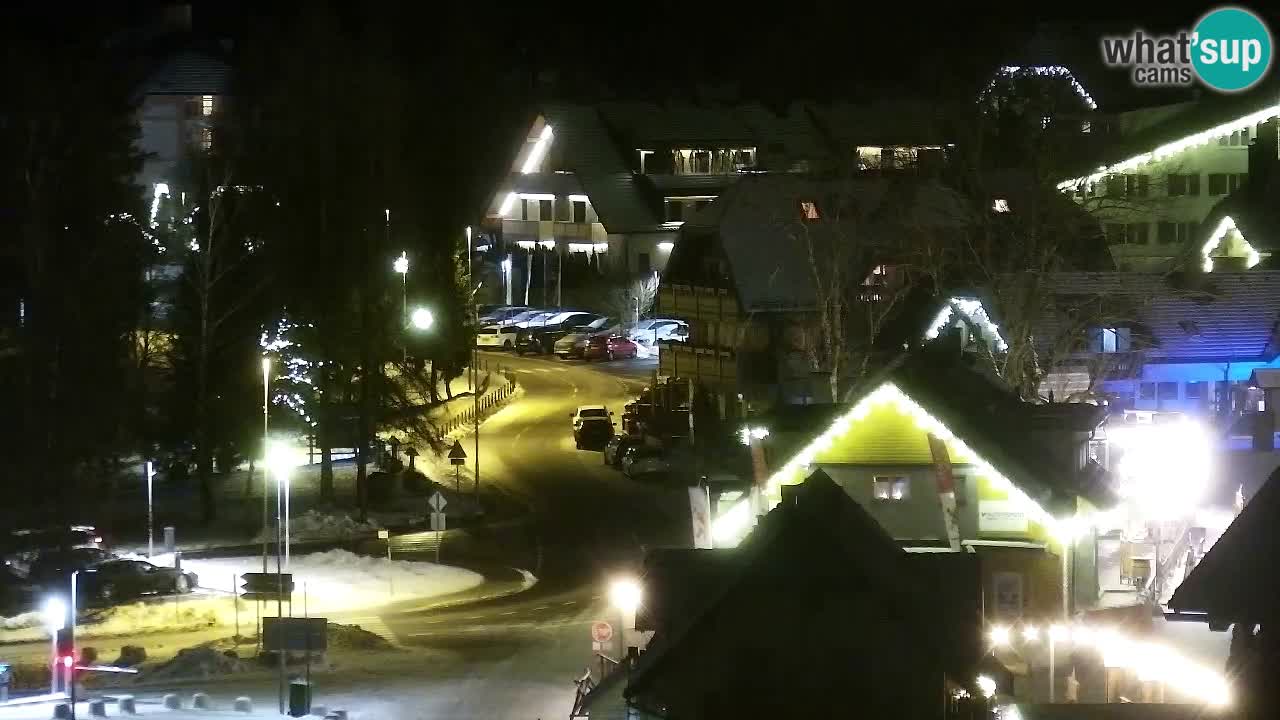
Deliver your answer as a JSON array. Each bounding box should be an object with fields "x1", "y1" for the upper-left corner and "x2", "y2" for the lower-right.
[
  {"x1": 560, "y1": 601, "x2": 577, "y2": 606},
  {"x1": 500, "y1": 611, "x2": 518, "y2": 616}
]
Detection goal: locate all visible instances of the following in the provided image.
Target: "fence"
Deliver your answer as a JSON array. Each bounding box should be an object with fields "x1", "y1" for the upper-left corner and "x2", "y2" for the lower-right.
[{"x1": 440, "y1": 369, "x2": 519, "y2": 436}]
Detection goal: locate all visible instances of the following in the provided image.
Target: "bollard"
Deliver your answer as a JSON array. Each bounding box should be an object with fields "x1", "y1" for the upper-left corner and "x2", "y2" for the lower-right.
[
  {"x1": 163, "y1": 693, "x2": 181, "y2": 709},
  {"x1": 310, "y1": 704, "x2": 328, "y2": 717},
  {"x1": 53, "y1": 703, "x2": 72, "y2": 720},
  {"x1": 88, "y1": 699, "x2": 107, "y2": 717},
  {"x1": 117, "y1": 695, "x2": 137, "y2": 715},
  {"x1": 192, "y1": 692, "x2": 212, "y2": 710},
  {"x1": 233, "y1": 697, "x2": 253, "y2": 713}
]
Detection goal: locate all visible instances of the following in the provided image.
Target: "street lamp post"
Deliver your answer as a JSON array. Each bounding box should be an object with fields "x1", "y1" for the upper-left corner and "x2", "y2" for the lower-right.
[
  {"x1": 394, "y1": 251, "x2": 409, "y2": 363},
  {"x1": 43, "y1": 598, "x2": 65, "y2": 695},
  {"x1": 261, "y1": 357, "x2": 271, "y2": 574},
  {"x1": 145, "y1": 461, "x2": 155, "y2": 558},
  {"x1": 608, "y1": 578, "x2": 642, "y2": 662},
  {"x1": 501, "y1": 255, "x2": 513, "y2": 305},
  {"x1": 266, "y1": 443, "x2": 294, "y2": 570}
]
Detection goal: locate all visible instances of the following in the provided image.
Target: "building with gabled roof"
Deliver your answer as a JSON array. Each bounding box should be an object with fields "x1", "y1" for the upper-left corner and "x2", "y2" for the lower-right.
[
  {"x1": 579, "y1": 470, "x2": 984, "y2": 720},
  {"x1": 1033, "y1": 271, "x2": 1280, "y2": 423}
]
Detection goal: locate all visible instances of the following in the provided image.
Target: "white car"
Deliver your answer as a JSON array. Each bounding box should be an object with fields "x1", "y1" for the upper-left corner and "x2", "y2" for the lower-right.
[
  {"x1": 628, "y1": 319, "x2": 688, "y2": 345},
  {"x1": 476, "y1": 324, "x2": 519, "y2": 349},
  {"x1": 571, "y1": 405, "x2": 611, "y2": 429}
]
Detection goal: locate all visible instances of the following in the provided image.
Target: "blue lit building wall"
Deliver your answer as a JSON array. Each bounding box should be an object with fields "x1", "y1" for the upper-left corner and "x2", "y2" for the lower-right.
[{"x1": 1098, "y1": 358, "x2": 1280, "y2": 415}]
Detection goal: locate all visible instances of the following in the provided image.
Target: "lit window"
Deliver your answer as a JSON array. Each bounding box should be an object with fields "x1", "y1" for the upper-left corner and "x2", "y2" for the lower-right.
[
  {"x1": 199, "y1": 127, "x2": 212, "y2": 151},
  {"x1": 856, "y1": 146, "x2": 882, "y2": 170},
  {"x1": 1101, "y1": 328, "x2": 1117, "y2": 353},
  {"x1": 873, "y1": 476, "x2": 910, "y2": 501},
  {"x1": 201, "y1": 95, "x2": 214, "y2": 116},
  {"x1": 799, "y1": 201, "x2": 821, "y2": 220},
  {"x1": 992, "y1": 198, "x2": 1010, "y2": 213}
]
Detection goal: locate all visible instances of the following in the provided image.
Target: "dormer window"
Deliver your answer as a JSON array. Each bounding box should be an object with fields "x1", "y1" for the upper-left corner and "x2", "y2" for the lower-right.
[
  {"x1": 799, "y1": 201, "x2": 821, "y2": 220},
  {"x1": 1090, "y1": 326, "x2": 1131, "y2": 353},
  {"x1": 992, "y1": 198, "x2": 1011, "y2": 213}
]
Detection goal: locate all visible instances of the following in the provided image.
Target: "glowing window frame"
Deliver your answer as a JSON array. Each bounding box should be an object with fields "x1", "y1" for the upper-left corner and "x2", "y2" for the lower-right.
[
  {"x1": 982, "y1": 65, "x2": 1098, "y2": 110},
  {"x1": 924, "y1": 298, "x2": 1009, "y2": 352}
]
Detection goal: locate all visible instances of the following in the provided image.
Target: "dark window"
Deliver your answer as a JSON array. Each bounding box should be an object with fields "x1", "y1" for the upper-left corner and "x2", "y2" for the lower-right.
[
  {"x1": 1168, "y1": 174, "x2": 1187, "y2": 196},
  {"x1": 572, "y1": 200, "x2": 587, "y2": 223},
  {"x1": 1157, "y1": 222, "x2": 1178, "y2": 244},
  {"x1": 1137, "y1": 174, "x2": 1150, "y2": 197},
  {"x1": 953, "y1": 476, "x2": 967, "y2": 506},
  {"x1": 1185, "y1": 381, "x2": 1205, "y2": 400},
  {"x1": 539, "y1": 199, "x2": 553, "y2": 220},
  {"x1": 666, "y1": 201, "x2": 685, "y2": 222},
  {"x1": 1229, "y1": 174, "x2": 1245, "y2": 193},
  {"x1": 1158, "y1": 382, "x2": 1179, "y2": 401},
  {"x1": 1242, "y1": 127, "x2": 1251, "y2": 144},
  {"x1": 1129, "y1": 223, "x2": 1149, "y2": 245},
  {"x1": 1209, "y1": 173, "x2": 1228, "y2": 195},
  {"x1": 1140, "y1": 382, "x2": 1156, "y2": 400},
  {"x1": 521, "y1": 199, "x2": 533, "y2": 221},
  {"x1": 1188, "y1": 173, "x2": 1200, "y2": 195},
  {"x1": 1106, "y1": 223, "x2": 1126, "y2": 244},
  {"x1": 1106, "y1": 175, "x2": 1124, "y2": 197},
  {"x1": 695, "y1": 200, "x2": 710, "y2": 211},
  {"x1": 638, "y1": 252, "x2": 651, "y2": 274}
]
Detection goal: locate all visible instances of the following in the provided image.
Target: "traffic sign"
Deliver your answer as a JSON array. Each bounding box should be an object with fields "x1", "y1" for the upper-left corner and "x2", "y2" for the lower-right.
[
  {"x1": 263, "y1": 617, "x2": 327, "y2": 652},
  {"x1": 377, "y1": 529, "x2": 390, "y2": 540},
  {"x1": 590, "y1": 621, "x2": 613, "y2": 644},
  {"x1": 430, "y1": 512, "x2": 446, "y2": 532},
  {"x1": 429, "y1": 492, "x2": 447, "y2": 512},
  {"x1": 241, "y1": 572, "x2": 294, "y2": 601},
  {"x1": 448, "y1": 440, "x2": 467, "y2": 465}
]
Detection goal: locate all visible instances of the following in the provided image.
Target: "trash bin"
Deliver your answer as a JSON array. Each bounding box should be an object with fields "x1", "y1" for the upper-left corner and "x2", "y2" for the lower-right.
[
  {"x1": 288, "y1": 679, "x2": 311, "y2": 717},
  {"x1": 0, "y1": 662, "x2": 10, "y2": 703}
]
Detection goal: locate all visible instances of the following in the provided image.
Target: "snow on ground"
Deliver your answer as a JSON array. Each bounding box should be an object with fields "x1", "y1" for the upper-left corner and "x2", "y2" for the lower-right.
[
  {"x1": 0, "y1": 611, "x2": 41, "y2": 631},
  {"x1": 0, "y1": 698, "x2": 286, "y2": 720},
  {"x1": 251, "y1": 509, "x2": 380, "y2": 543},
  {"x1": 174, "y1": 550, "x2": 483, "y2": 613}
]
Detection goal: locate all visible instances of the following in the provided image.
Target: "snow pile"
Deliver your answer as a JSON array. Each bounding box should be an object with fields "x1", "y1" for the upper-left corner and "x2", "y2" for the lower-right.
[
  {"x1": 0, "y1": 598, "x2": 235, "y2": 643},
  {"x1": 252, "y1": 509, "x2": 380, "y2": 543},
  {"x1": 633, "y1": 341, "x2": 654, "y2": 359},
  {"x1": 180, "y1": 549, "x2": 483, "y2": 612},
  {"x1": 0, "y1": 610, "x2": 42, "y2": 630},
  {"x1": 327, "y1": 622, "x2": 394, "y2": 651},
  {"x1": 142, "y1": 646, "x2": 253, "y2": 681}
]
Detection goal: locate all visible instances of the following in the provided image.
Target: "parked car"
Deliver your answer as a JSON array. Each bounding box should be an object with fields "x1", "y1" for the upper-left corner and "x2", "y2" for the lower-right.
[
  {"x1": 571, "y1": 405, "x2": 612, "y2": 429},
  {"x1": 478, "y1": 306, "x2": 528, "y2": 325},
  {"x1": 3, "y1": 526, "x2": 104, "y2": 576},
  {"x1": 476, "y1": 324, "x2": 519, "y2": 349},
  {"x1": 517, "y1": 312, "x2": 602, "y2": 354},
  {"x1": 584, "y1": 335, "x2": 639, "y2": 360},
  {"x1": 553, "y1": 317, "x2": 618, "y2": 358},
  {"x1": 620, "y1": 446, "x2": 670, "y2": 479},
  {"x1": 603, "y1": 435, "x2": 641, "y2": 466},
  {"x1": 27, "y1": 547, "x2": 115, "y2": 588},
  {"x1": 628, "y1": 319, "x2": 688, "y2": 345},
  {"x1": 574, "y1": 417, "x2": 615, "y2": 450},
  {"x1": 79, "y1": 559, "x2": 198, "y2": 605}
]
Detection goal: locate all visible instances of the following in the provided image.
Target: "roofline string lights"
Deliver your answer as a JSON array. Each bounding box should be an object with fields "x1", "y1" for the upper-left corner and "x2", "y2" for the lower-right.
[
  {"x1": 923, "y1": 298, "x2": 1009, "y2": 351},
  {"x1": 1201, "y1": 215, "x2": 1262, "y2": 272},
  {"x1": 1057, "y1": 104, "x2": 1280, "y2": 190},
  {"x1": 711, "y1": 381, "x2": 1075, "y2": 546},
  {"x1": 982, "y1": 65, "x2": 1098, "y2": 111}
]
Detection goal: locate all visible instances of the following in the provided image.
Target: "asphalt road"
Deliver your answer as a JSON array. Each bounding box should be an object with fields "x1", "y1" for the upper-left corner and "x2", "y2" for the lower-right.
[{"x1": 1, "y1": 351, "x2": 688, "y2": 716}]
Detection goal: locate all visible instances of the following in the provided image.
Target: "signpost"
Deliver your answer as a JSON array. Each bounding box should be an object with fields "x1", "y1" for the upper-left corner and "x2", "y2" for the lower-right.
[
  {"x1": 378, "y1": 529, "x2": 391, "y2": 561},
  {"x1": 241, "y1": 572, "x2": 295, "y2": 602},
  {"x1": 590, "y1": 621, "x2": 614, "y2": 678},
  {"x1": 448, "y1": 440, "x2": 467, "y2": 492},
  {"x1": 428, "y1": 492, "x2": 447, "y2": 563}
]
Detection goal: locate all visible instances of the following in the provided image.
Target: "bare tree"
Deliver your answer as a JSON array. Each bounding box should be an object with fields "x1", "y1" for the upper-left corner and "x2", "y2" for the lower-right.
[{"x1": 609, "y1": 274, "x2": 660, "y2": 327}]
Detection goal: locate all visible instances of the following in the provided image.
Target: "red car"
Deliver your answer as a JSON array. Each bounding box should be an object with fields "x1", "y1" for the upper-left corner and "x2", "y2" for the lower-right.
[{"x1": 584, "y1": 335, "x2": 638, "y2": 360}]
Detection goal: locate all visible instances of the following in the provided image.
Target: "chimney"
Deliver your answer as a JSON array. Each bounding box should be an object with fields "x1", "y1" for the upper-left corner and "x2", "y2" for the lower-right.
[{"x1": 1247, "y1": 118, "x2": 1279, "y2": 191}]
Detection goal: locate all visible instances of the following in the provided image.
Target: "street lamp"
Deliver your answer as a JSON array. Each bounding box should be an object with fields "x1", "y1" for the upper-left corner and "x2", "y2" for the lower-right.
[
  {"x1": 410, "y1": 307, "x2": 435, "y2": 331},
  {"x1": 265, "y1": 441, "x2": 295, "y2": 569},
  {"x1": 261, "y1": 356, "x2": 271, "y2": 573},
  {"x1": 43, "y1": 598, "x2": 65, "y2": 695},
  {"x1": 501, "y1": 255, "x2": 513, "y2": 305},
  {"x1": 609, "y1": 577, "x2": 642, "y2": 660},
  {"x1": 393, "y1": 251, "x2": 409, "y2": 326},
  {"x1": 989, "y1": 624, "x2": 1010, "y2": 648}
]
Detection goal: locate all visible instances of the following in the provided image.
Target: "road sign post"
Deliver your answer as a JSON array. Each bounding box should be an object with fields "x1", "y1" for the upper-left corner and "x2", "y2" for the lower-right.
[
  {"x1": 428, "y1": 492, "x2": 447, "y2": 563},
  {"x1": 448, "y1": 441, "x2": 467, "y2": 493},
  {"x1": 378, "y1": 529, "x2": 390, "y2": 561}
]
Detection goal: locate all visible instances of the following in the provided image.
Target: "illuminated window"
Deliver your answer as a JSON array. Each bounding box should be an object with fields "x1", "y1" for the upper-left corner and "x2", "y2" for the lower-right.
[
  {"x1": 201, "y1": 95, "x2": 214, "y2": 116},
  {"x1": 873, "y1": 476, "x2": 910, "y2": 501},
  {"x1": 856, "y1": 146, "x2": 882, "y2": 170},
  {"x1": 799, "y1": 201, "x2": 821, "y2": 220},
  {"x1": 199, "y1": 127, "x2": 212, "y2": 151},
  {"x1": 1092, "y1": 327, "x2": 1131, "y2": 353},
  {"x1": 992, "y1": 198, "x2": 1010, "y2": 213}
]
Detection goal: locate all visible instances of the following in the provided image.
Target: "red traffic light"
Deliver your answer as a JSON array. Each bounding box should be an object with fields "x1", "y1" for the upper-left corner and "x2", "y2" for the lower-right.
[{"x1": 61, "y1": 656, "x2": 73, "y2": 668}]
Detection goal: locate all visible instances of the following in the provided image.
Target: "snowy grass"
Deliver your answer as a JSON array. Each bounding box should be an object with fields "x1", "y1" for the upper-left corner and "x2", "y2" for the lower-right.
[{"x1": 174, "y1": 549, "x2": 483, "y2": 613}]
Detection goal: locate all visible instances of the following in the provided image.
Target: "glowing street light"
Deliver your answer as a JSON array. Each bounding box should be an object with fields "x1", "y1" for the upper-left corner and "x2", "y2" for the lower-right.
[
  {"x1": 1022, "y1": 625, "x2": 1040, "y2": 643},
  {"x1": 988, "y1": 625, "x2": 1011, "y2": 648},
  {"x1": 410, "y1": 307, "x2": 435, "y2": 332},
  {"x1": 976, "y1": 674, "x2": 996, "y2": 699},
  {"x1": 265, "y1": 441, "x2": 296, "y2": 569},
  {"x1": 609, "y1": 577, "x2": 643, "y2": 660},
  {"x1": 392, "y1": 251, "x2": 409, "y2": 276}
]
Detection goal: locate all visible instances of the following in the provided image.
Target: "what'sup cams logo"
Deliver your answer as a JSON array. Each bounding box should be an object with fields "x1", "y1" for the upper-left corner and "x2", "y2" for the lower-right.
[{"x1": 1102, "y1": 6, "x2": 1272, "y2": 92}]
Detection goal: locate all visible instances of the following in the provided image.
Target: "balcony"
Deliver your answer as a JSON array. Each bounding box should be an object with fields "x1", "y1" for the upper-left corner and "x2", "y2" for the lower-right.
[
  {"x1": 502, "y1": 219, "x2": 601, "y2": 245},
  {"x1": 658, "y1": 284, "x2": 737, "y2": 319},
  {"x1": 659, "y1": 344, "x2": 737, "y2": 386}
]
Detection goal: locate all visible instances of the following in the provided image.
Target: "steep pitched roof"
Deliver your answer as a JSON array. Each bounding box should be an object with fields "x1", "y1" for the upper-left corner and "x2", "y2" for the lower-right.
[
  {"x1": 1168, "y1": 465, "x2": 1280, "y2": 624},
  {"x1": 626, "y1": 470, "x2": 979, "y2": 699},
  {"x1": 1037, "y1": 272, "x2": 1280, "y2": 362},
  {"x1": 1058, "y1": 81, "x2": 1280, "y2": 187},
  {"x1": 691, "y1": 174, "x2": 971, "y2": 311},
  {"x1": 141, "y1": 49, "x2": 231, "y2": 95}
]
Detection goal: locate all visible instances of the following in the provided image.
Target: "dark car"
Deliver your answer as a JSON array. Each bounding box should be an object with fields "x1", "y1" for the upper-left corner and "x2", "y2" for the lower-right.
[
  {"x1": 584, "y1": 335, "x2": 638, "y2": 361},
  {"x1": 603, "y1": 435, "x2": 640, "y2": 466},
  {"x1": 516, "y1": 312, "x2": 602, "y2": 355},
  {"x1": 79, "y1": 560, "x2": 198, "y2": 605},
  {"x1": 27, "y1": 547, "x2": 115, "y2": 588},
  {"x1": 574, "y1": 416, "x2": 615, "y2": 450}
]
